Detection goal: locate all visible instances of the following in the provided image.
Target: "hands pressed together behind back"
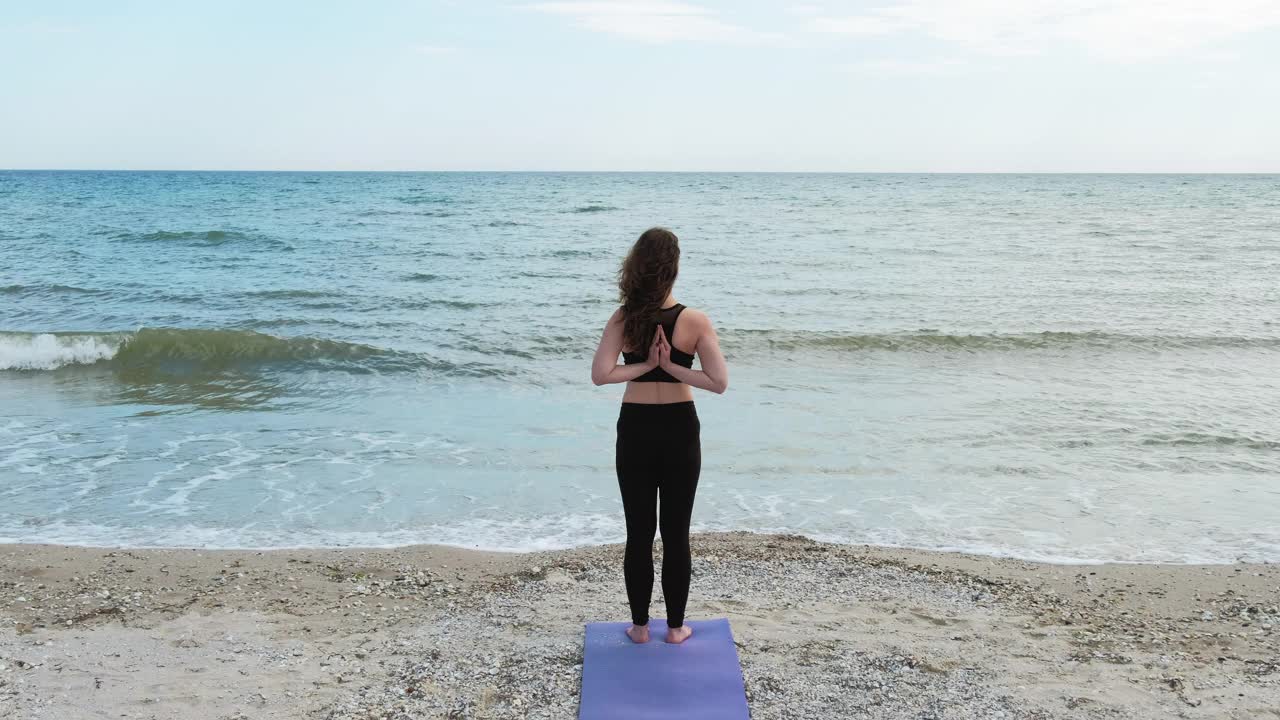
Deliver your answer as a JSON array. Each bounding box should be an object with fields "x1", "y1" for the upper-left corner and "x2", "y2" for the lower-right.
[{"x1": 652, "y1": 326, "x2": 673, "y2": 371}]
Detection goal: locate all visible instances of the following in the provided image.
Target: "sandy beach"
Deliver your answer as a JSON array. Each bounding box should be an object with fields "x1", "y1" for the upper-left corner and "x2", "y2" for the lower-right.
[{"x1": 0, "y1": 533, "x2": 1276, "y2": 719}]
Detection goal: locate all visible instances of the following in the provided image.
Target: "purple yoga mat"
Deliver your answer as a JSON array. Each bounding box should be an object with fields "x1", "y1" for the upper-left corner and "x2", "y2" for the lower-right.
[{"x1": 579, "y1": 618, "x2": 750, "y2": 720}]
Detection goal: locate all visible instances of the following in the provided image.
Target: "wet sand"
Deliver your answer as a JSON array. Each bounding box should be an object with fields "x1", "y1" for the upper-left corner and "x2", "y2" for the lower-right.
[{"x1": 1, "y1": 533, "x2": 1277, "y2": 719}]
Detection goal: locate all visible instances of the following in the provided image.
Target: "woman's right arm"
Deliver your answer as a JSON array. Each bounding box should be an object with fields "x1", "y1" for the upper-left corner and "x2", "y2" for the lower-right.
[{"x1": 591, "y1": 309, "x2": 659, "y2": 385}]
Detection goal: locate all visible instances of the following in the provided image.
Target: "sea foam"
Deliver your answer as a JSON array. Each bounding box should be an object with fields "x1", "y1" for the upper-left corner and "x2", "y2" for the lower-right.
[{"x1": 0, "y1": 332, "x2": 124, "y2": 370}]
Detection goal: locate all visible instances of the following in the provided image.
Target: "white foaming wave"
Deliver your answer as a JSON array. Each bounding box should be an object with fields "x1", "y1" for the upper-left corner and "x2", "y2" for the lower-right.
[
  {"x1": 0, "y1": 513, "x2": 628, "y2": 553},
  {"x1": 695, "y1": 524, "x2": 1280, "y2": 565},
  {"x1": 0, "y1": 333, "x2": 123, "y2": 370},
  {"x1": 3, "y1": 516, "x2": 1277, "y2": 565}
]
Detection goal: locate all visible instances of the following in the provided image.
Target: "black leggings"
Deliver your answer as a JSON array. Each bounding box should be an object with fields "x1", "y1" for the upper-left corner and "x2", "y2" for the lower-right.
[{"x1": 616, "y1": 401, "x2": 701, "y2": 629}]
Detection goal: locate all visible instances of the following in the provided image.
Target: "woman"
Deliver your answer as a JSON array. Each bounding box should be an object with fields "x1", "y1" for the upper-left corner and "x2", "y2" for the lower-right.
[{"x1": 591, "y1": 227, "x2": 730, "y2": 645}]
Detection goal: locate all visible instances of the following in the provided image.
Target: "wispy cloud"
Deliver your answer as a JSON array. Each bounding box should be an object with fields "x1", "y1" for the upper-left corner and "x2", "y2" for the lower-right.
[
  {"x1": 840, "y1": 58, "x2": 967, "y2": 76},
  {"x1": 5, "y1": 19, "x2": 81, "y2": 35},
  {"x1": 783, "y1": 3, "x2": 825, "y2": 17},
  {"x1": 413, "y1": 44, "x2": 458, "y2": 55},
  {"x1": 527, "y1": 1, "x2": 786, "y2": 45},
  {"x1": 808, "y1": 0, "x2": 1280, "y2": 61}
]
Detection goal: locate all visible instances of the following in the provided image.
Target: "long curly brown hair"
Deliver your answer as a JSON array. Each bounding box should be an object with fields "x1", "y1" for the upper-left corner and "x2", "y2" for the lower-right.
[{"x1": 618, "y1": 227, "x2": 680, "y2": 353}]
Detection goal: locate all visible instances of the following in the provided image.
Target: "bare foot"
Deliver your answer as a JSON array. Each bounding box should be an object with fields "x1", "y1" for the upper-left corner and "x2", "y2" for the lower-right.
[
  {"x1": 626, "y1": 624, "x2": 650, "y2": 643},
  {"x1": 665, "y1": 625, "x2": 693, "y2": 644}
]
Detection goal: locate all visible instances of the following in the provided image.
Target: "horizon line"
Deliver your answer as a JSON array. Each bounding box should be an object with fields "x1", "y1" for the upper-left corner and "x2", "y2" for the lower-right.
[{"x1": 2, "y1": 168, "x2": 1278, "y2": 175}]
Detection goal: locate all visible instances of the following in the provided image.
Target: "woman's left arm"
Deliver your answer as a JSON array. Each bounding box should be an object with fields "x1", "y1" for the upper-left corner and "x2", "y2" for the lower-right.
[
  {"x1": 658, "y1": 311, "x2": 729, "y2": 394},
  {"x1": 592, "y1": 309, "x2": 661, "y2": 385}
]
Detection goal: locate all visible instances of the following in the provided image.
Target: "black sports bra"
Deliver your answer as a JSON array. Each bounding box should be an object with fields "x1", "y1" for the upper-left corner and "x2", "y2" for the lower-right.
[{"x1": 621, "y1": 304, "x2": 696, "y2": 383}]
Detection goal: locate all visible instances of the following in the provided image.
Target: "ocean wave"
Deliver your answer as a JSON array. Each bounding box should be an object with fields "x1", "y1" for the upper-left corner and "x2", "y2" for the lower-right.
[
  {"x1": 403, "y1": 272, "x2": 442, "y2": 282},
  {"x1": 720, "y1": 330, "x2": 1280, "y2": 353},
  {"x1": 0, "y1": 283, "x2": 105, "y2": 296},
  {"x1": 514, "y1": 270, "x2": 591, "y2": 280},
  {"x1": 566, "y1": 204, "x2": 617, "y2": 213},
  {"x1": 112, "y1": 229, "x2": 293, "y2": 250},
  {"x1": 400, "y1": 298, "x2": 490, "y2": 310},
  {"x1": 0, "y1": 333, "x2": 121, "y2": 370},
  {"x1": 397, "y1": 194, "x2": 451, "y2": 205},
  {"x1": 0, "y1": 519, "x2": 1271, "y2": 563},
  {"x1": 121, "y1": 229, "x2": 248, "y2": 243},
  {"x1": 1140, "y1": 432, "x2": 1280, "y2": 451},
  {"x1": 0, "y1": 516, "x2": 628, "y2": 552},
  {"x1": 6, "y1": 327, "x2": 1273, "y2": 376},
  {"x1": 0, "y1": 328, "x2": 488, "y2": 376},
  {"x1": 239, "y1": 289, "x2": 340, "y2": 300}
]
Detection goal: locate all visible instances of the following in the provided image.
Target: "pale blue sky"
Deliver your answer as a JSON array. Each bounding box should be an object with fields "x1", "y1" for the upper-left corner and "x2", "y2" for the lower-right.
[{"x1": 2, "y1": 1, "x2": 1278, "y2": 171}]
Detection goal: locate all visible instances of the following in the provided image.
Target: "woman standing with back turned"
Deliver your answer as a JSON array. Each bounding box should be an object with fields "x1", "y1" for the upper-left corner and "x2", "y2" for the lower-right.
[{"x1": 591, "y1": 227, "x2": 730, "y2": 644}]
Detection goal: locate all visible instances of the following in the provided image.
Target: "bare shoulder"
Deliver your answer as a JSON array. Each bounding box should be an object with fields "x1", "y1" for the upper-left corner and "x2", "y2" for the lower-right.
[
  {"x1": 607, "y1": 307, "x2": 624, "y2": 325},
  {"x1": 679, "y1": 307, "x2": 714, "y2": 331}
]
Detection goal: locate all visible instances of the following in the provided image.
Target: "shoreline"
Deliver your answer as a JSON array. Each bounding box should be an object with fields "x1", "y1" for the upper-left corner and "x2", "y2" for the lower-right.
[
  {"x1": 2, "y1": 532, "x2": 1277, "y2": 718},
  {"x1": 2, "y1": 529, "x2": 1268, "y2": 567}
]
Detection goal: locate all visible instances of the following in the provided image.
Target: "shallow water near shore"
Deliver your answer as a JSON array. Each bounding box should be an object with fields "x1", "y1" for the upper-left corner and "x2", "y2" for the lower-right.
[{"x1": 2, "y1": 171, "x2": 1278, "y2": 563}]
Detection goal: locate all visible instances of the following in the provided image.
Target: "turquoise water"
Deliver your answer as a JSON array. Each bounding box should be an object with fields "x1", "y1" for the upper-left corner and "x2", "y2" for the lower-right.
[{"x1": 2, "y1": 171, "x2": 1278, "y2": 563}]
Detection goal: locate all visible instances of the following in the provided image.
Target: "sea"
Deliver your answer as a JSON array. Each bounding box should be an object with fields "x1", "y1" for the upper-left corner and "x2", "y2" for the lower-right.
[{"x1": 2, "y1": 171, "x2": 1277, "y2": 564}]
